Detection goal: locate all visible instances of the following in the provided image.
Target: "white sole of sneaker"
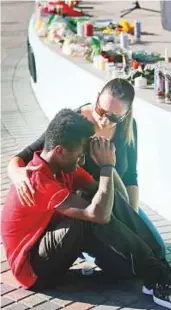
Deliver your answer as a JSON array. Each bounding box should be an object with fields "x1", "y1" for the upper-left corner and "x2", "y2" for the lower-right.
[
  {"x1": 153, "y1": 295, "x2": 171, "y2": 309},
  {"x1": 142, "y1": 285, "x2": 153, "y2": 295}
]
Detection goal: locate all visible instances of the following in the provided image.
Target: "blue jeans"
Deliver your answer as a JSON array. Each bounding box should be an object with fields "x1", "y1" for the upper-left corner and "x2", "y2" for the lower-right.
[{"x1": 139, "y1": 208, "x2": 166, "y2": 258}]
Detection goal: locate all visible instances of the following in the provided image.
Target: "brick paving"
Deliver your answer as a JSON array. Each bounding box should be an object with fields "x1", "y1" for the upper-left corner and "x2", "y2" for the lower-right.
[{"x1": 1, "y1": 1, "x2": 171, "y2": 309}]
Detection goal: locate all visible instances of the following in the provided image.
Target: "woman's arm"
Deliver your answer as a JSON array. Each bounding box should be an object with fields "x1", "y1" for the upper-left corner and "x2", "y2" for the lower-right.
[
  {"x1": 8, "y1": 132, "x2": 45, "y2": 172},
  {"x1": 17, "y1": 132, "x2": 45, "y2": 164},
  {"x1": 8, "y1": 133, "x2": 45, "y2": 206},
  {"x1": 122, "y1": 119, "x2": 139, "y2": 212}
]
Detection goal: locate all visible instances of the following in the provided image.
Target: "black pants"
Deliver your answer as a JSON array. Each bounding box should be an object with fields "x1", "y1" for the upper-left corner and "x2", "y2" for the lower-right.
[{"x1": 30, "y1": 192, "x2": 165, "y2": 290}]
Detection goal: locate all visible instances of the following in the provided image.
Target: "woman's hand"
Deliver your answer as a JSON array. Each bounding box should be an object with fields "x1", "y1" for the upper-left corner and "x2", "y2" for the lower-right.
[{"x1": 10, "y1": 165, "x2": 41, "y2": 206}]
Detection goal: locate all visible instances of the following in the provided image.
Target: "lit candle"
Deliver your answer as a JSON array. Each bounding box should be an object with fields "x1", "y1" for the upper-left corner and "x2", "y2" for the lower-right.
[
  {"x1": 77, "y1": 22, "x2": 85, "y2": 37},
  {"x1": 134, "y1": 76, "x2": 147, "y2": 88},
  {"x1": 165, "y1": 48, "x2": 169, "y2": 63}
]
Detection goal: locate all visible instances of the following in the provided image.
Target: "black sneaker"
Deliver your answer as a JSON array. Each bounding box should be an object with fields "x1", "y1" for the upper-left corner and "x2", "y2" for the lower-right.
[
  {"x1": 142, "y1": 259, "x2": 171, "y2": 308},
  {"x1": 142, "y1": 284, "x2": 153, "y2": 295},
  {"x1": 143, "y1": 283, "x2": 171, "y2": 308},
  {"x1": 153, "y1": 283, "x2": 171, "y2": 309}
]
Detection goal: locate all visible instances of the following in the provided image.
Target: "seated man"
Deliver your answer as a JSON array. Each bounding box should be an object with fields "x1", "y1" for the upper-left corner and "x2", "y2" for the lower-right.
[{"x1": 1, "y1": 109, "x2": 171, "y2": 309}]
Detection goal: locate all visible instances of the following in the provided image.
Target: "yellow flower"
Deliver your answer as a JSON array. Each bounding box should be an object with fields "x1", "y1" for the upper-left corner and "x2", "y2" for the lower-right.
[{"x1": 119, "y1": 20, "x2": 134, "y2": 34}]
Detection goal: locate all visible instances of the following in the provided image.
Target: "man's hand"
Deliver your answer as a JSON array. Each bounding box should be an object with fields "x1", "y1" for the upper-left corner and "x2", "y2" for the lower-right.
[{"x1": 90, "y1": 137, "x2": 116, "y2": 167}]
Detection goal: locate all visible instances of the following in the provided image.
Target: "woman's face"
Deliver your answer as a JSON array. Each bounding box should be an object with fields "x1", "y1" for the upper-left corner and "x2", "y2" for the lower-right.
[{"x1": 92, "y1": 92, "x2": 129, "y2": 129}]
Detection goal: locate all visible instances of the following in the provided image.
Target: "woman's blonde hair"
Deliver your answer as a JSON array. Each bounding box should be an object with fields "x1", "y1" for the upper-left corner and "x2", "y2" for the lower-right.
[
  {"x1": 120, "y1": 108, "x2": 134, "y2": 145},
  {"x1": 99, "y1": 78, "x2": 135, "y2": 146}
]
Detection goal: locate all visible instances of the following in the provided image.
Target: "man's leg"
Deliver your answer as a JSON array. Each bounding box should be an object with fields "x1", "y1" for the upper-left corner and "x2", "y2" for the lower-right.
[
  {"x1": 84, "y1": 237, "x2": 135, "y2": 280},
  {"x1": 87, "y1": 202, "x2": 171, "y2": 309},
  {"x1": 92, "y1": 213, "x2": 171, "y2": 285},
  {"x1": 30, "y1": 207, "x2": 170, "y2": 289},
  {"x1": 30, "y1": 217, "x2": 92, "y2": 289},
  {"x1": 113, "y1": 191, "x2": 164, "y2": 259},
  {"x1": 81, "y1": 191, "x2": 165, "y2": 281}
]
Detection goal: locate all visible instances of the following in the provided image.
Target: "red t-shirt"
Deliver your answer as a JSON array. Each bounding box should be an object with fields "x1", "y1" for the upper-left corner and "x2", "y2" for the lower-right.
[{"x1": 1, "y1": 152, "x2": 94, "y2": 288}]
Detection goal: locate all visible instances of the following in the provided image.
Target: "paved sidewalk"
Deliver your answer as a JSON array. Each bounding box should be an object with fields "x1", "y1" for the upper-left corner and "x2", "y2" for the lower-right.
[{"x1": 1, "y1": 1, "x2": 171, "y2": 310}]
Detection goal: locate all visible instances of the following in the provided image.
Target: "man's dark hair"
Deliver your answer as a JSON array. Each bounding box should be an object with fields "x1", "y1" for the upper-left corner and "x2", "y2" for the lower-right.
[{"x1": 44, "y1": 109, "x2": 94, "y2": 151}]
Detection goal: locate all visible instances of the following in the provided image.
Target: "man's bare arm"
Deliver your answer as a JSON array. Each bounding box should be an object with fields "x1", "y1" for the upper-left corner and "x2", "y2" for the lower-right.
[
  {"x1": 57, "y1": 166, "x2": 114, "y2": 224},
  {"x1": 80, "y1": 167, "x2": 129, "y2": 204}
]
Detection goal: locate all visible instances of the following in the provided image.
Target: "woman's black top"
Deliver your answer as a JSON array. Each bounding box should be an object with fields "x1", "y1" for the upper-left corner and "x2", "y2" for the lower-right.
[{"x1": 16, "y1": 105, "x2": 138, "y2": 186}]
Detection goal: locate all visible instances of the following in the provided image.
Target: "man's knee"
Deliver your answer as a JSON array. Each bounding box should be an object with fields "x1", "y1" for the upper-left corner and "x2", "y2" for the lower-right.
[{"x1": 39, "y1": 217, "x2": 92, "y2": 256}]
